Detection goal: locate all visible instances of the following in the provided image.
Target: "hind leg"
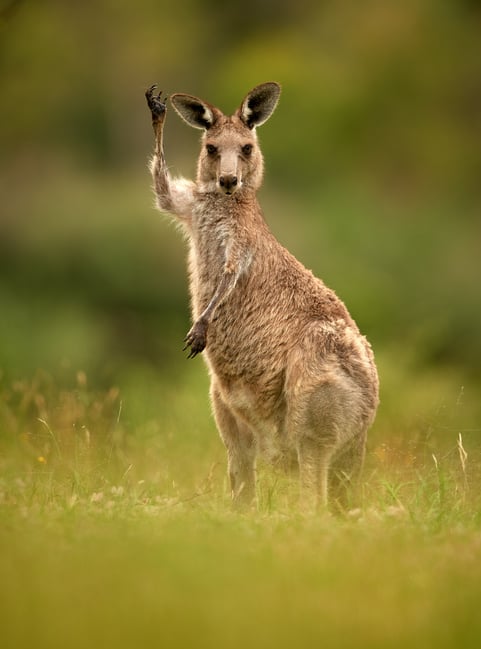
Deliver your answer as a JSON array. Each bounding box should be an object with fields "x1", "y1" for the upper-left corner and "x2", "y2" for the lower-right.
[
  {"x1": 297, "y1": 435, "x2": 336, "y2": 511},
  {"x1": 211, "y1": 384, "x2": 256, "y2": 506},
  {"x1": 287, "y1": 386, "x2": 339, "y2": 512},
  {"x1": 329, "y1": 429, "x2": 367, "y2": 513},
  {"x1": 288, "y1": 377, "x2": 360, "y2": 513}
]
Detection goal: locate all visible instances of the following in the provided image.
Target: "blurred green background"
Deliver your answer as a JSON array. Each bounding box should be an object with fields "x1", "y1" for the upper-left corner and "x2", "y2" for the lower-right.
[{"x1": 1, "y1": 0, "x2": 480, "y2": 436}]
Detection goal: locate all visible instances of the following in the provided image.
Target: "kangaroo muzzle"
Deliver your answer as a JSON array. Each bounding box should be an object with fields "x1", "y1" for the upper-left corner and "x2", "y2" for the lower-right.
[
  {"x1": 219, "y1": 174, "x2": 239, "y2": 195},
  {"x1": 218, "y1": 150, "x2": 241, "y2": 195}
]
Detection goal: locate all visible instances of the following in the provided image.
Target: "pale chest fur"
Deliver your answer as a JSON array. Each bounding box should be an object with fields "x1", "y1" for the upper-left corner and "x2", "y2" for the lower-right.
[{"x1": 187, "y1": 193, "x2": 256, "y2": 322}]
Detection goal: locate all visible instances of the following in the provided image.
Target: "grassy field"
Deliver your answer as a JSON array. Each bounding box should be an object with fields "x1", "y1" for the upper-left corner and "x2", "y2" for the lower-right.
[{"x1": 1, "y1": 363, "x2": 481, "y2": 649}]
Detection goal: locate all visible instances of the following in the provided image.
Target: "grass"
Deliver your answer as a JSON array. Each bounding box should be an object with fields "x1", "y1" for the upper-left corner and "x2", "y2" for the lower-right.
[{"x1": 1, "y1": 368, "x2": 481, "y2": 649}]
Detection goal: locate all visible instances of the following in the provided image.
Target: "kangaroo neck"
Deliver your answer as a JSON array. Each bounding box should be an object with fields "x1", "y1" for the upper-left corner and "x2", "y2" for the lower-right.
[
  {"x1": 192, "y1": 189, "x2": 263, "y2": 232},
  {"x1": 197, "y1": 188, "x2": 258, "y2": 212}
]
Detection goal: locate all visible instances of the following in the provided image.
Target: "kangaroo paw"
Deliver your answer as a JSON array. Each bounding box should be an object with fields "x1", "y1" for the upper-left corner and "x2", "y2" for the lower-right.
[
  {"x1": 183, "y1": 320, "x2": 208, "y2": 358},
  {"x1": 145, "y1": 84, "x2": 167, "y2": 122}
]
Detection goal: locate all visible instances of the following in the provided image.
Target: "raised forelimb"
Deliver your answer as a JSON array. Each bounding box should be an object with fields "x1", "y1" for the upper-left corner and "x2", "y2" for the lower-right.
[
  {"x1": 145, "y1": 85, "x2": 172, "y2": 211},
  {"x1": 145, "y1": 84, "x2": 194, "y2": 218}
]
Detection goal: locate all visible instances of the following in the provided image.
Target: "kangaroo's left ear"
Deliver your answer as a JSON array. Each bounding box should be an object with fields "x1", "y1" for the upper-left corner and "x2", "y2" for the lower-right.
[
  {"x1": 170, "y1": 93, "x2": 221, "y2": 130},
  {"x1": 237, "y1": 82, "x2": 281, "y2": 129}
]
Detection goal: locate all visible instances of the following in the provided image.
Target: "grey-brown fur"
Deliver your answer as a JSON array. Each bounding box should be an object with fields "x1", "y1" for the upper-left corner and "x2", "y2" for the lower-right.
[{"x1": 145, "y1": 82, "x2": 379, "y2": 510}]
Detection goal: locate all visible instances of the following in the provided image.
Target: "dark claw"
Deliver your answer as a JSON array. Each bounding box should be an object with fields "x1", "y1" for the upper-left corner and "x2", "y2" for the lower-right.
[
  {"x1": 182, "y1": 337, "x2": 204, "y2": 359},
  {"x1": 183, "y1": 322, "x2": 207, "y2": 358},
  {"x1": 145, "y1": 83, "x2": 167, "y2": 118}
]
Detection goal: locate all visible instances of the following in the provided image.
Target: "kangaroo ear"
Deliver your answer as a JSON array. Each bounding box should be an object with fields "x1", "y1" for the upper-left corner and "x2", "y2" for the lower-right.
[
  {"x1": 238, "y1": 82, "x2": 281, "y2": 129},
  {"x1": 170, "y1": 93, "x2": 219, "y2": 130}
]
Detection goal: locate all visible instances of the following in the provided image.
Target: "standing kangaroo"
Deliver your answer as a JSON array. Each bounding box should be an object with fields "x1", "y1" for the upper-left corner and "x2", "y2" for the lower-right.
[{"x1": 145, "y1": 82, "x2": 379, "y2": 511}]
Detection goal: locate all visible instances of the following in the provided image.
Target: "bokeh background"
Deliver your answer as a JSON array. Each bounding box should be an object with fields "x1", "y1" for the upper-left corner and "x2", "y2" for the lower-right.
[{"x1": 1, "y1": 0, "x2": 480, "y2": 444}]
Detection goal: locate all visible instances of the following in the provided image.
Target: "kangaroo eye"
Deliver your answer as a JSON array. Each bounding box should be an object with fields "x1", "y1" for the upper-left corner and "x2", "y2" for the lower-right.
[
  {"x1": 242, "y1": 144, "x2": 253, "y2": 156},
  {"x1": 206, "y1": 144, "x2": 218, "y2": 155}
]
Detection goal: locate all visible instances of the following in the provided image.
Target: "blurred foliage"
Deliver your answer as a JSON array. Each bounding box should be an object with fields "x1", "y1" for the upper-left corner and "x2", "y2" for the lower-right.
[{"x1": 0, "y1": 0, "x2": 480, "y2": 427}]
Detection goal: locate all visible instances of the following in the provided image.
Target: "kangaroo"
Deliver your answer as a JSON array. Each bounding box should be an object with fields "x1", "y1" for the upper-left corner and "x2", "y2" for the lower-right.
[{"x1": 145, "y1": 82, "x2": 379, "y2": 511}]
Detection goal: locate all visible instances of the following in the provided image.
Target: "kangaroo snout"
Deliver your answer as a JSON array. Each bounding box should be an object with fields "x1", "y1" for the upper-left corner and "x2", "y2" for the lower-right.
[{"x1": 219, "y1": 174, "x2": 239, "y2": 194}]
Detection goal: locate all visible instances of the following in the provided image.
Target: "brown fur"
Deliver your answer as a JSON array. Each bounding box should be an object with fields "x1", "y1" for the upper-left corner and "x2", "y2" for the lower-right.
[{"x1": 145, "y1": 83, "x2": 379, "y2": 510}]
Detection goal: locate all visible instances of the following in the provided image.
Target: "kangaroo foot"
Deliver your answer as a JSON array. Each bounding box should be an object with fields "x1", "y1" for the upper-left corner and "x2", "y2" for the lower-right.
[
  {"x1": 183, "y1": 319, "x2": 208, "y2": 358},
  {"x1": 145, "y1": 84, "x2": 167, "y2": 123}
]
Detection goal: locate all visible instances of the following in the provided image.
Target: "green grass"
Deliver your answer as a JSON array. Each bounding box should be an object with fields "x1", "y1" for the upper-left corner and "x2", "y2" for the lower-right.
[{"x1": 1, "y1": 369, "x2": 481, "y2": 649}]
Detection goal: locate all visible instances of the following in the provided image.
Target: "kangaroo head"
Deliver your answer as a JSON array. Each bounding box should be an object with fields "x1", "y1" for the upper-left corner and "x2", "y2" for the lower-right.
[{"x1": 170, "y1": 82, "x2": 281, "y2": 196}]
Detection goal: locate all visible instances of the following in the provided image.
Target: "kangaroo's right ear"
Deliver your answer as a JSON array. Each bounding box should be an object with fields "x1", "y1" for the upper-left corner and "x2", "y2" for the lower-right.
[
  {"x1": 170, "y1": 93, "x2": 219, "y2": 130},
  {"x1": 238, "y1": 82, "x2": 281, "y2": 129}
]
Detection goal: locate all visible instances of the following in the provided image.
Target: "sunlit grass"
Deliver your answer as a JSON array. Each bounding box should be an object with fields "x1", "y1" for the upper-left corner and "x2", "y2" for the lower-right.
[{"x1": 1, "y1": 370, "x2": 481, "y2": 649}]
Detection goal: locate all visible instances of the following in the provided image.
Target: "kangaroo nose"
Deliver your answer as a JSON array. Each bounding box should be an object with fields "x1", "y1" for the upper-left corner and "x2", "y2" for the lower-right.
[{"x1": 219, "y1": 175, "x2": 238, "y2": 193}]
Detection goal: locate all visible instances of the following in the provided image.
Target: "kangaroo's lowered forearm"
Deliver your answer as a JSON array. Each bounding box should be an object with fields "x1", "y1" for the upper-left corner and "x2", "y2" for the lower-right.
[{"x1": 184, "y1": 268, "x2": 237, "y2": 359}]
